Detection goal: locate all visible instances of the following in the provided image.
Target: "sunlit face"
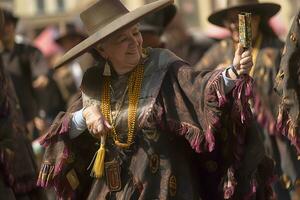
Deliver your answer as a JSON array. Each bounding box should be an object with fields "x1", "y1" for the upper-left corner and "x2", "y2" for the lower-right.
[
  {"x1": 98, "y1": 24, "x2": 143, "y2": 69},
  {"x1": 223, "y1": 10, "x2": 261, "y2": 44}
]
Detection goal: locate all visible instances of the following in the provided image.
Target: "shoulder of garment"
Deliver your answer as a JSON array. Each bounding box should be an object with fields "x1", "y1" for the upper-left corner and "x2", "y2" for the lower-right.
[{"x1": 80, "y1": 48, "x2": 188, "y2": 98}]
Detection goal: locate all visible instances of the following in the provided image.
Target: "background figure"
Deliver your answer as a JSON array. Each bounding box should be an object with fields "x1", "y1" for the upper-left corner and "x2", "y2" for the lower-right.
[
  {"x1": 139, "y1": 4, "x2": 176, "y2": 48},
  {"x1": 195, "y1": 0, "x2": 300, "y2": 199},
  {"x1": 163, "y1": 10, "x2": 216, "y2": 65},
  {"x1": 0, "y1": 8, "x2": 47, "y2": 200},
  {"x1": 275, "y1": 10, "x2": 300, "y2": 200},
  {"x1": 53, "y1": 23, "x2": 95, "y2": 107},
  {"x1": 0, "y1": 9, "x2": 65, "y2": 139}
]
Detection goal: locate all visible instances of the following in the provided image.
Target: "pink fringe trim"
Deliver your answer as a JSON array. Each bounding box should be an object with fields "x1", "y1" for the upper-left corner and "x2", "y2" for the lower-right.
[{"x1": 276, "y1": 105, "x2": 300, "y2": 155}]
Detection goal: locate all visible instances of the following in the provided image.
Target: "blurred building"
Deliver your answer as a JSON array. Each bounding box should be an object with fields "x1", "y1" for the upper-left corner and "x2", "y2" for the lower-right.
[{"x1": 2, "y1": 0, "x2": 299, "y2": 38}]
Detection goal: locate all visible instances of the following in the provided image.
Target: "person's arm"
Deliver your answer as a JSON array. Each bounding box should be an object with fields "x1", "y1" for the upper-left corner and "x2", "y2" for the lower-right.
[
  {"x1": 69, "y1": 91, "x2": 111, "y2": 139},
  {"x1": 158, "y1": 44, "x2": 252, "y2": 154},
  {"x1": 30, "y1": 47, "x2": 50, "y2": 89},
  {"x1": 69, "y1": 108, "x2": 87, "y2": 139},
  {"x1": 222, "y1": 66, "x2": 238, "y2": 94}
]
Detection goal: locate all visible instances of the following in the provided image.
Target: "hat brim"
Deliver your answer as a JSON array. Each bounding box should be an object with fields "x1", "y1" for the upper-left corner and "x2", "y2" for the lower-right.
[
  {"x1": 54, "y1": 0, "x2": 174, "y2": 69},
  {"x1": 55, "y1": 32, "x2": 87, "y2": 45},
  {"x1": 208, "y1": 3, "x2": 281, "y2": 27}
]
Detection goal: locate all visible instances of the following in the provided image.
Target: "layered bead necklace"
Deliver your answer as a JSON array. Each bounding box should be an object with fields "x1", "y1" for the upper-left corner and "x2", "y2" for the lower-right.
[
  {"x1": 92, "y1": 53, "x2": 146, "y2": 178},
  {"x1": 101, "y1": 63, "x2": 144, "y2": 148}
]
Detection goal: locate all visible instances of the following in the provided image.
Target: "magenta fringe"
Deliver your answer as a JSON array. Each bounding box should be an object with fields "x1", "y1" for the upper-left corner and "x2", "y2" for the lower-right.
[
  {"x1": 232, "y1": 75, "x2": 253, "y2": 124},
  {"x1": 254, "y1": 94, "x2": 278, "y2": 136},
  {"x1": 36, "y1": 145, "x2": 73, "y2": 199},
  {"x1": 166, "y1": 120, "x2": 205, "y2": 153},
  {"x1": 244, "y1": 178, "x2": 258, "y2": 200},
  {"x1": 276, "y1": 105, "x2": 300, "y2": 155},
  {"x1": 223, "y1": 167, "x2": 237, "y2": 199},
  {"x1": 39, "y1": 115, "x2": 71, "y2": 147},
  {"x1": 36, "y1": 114, "x2": 73, "y2": 199},
  {"x1": 205, "y1": 126, "x2": 215, "y2": 152}
]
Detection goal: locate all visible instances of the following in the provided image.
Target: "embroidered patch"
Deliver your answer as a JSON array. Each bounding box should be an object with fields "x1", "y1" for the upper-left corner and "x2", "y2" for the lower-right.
[
  {"x1": 105, "y1": 160, "x2": 122, "y2": 192},
  {"x1": 169, "y1": 175, "x2": 177, "y2": 197},
  {"x1": 66, "y1": 169, "x2": 79, "y2": 190},
  {"x1": 149, "y1": 153, "x2": 159, "y2": 174},
  {"x1": 144, "y1": 130, "x2": 159, "y2": 141},
  {"x1": 290, "y1": 33, "x2": 297, "y2": 44}
]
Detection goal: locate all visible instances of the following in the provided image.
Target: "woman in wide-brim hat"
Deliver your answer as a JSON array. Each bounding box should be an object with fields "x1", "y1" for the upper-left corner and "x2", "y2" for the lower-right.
[
  {"x1": 196, "y1": 0, "x2": 300, "y2": 199},
  {"x1": 36, "y1": 0, "x2": 259, "y2": 199}
]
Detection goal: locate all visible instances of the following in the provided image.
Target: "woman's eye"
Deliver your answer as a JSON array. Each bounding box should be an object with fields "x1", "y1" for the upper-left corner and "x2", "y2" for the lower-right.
[{"x1": 118, "y1": 37, "x2": 127, "y2": 43}]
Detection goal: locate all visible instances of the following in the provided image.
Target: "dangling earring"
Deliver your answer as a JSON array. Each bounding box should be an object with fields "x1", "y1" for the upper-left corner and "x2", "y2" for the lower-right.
[{"x1": 103, "y1": 60, "x2": 111, "y2": 76}]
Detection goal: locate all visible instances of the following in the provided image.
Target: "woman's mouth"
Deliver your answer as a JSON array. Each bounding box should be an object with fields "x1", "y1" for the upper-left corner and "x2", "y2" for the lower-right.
[{"x1": 126, "y1": 50, "x2": 138, "y2": 55}]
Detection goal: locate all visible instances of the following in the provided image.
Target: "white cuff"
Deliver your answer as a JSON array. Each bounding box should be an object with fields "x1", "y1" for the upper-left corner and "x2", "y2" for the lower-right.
[
  {"x1": 69, "y1": 108, "x2": 87, "y2": 139},
  {"x1": 222, "y1": 66, "x2": 236, "y2": 94}
]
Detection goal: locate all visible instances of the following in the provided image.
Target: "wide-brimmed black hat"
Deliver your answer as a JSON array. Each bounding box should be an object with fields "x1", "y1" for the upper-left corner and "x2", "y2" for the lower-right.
[
  {"x1": 55, "y1": 23, "x2": 87, "y2": 46},
  {"x1": 208, "y1": 0, "x2": 281, "y2": 27},
  {"x1": 2, "y1": 9, "x2": 18, "y2": 24},
  {"x1": 139, "y1": 4, "x2": 176, "y2": 36}
]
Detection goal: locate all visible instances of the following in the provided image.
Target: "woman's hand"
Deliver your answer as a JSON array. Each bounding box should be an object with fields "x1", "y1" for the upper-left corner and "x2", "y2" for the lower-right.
[
  {"x1": 230, "y1": 43, "x2": 253, "y2": 79},
  {"x1": 82, "y1": 105, "x2": 112, "y2": 138}
]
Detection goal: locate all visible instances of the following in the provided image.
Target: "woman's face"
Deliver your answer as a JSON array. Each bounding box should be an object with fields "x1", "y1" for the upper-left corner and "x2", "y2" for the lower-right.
[
  {"x1": 98, "y1": 24, "x2": 143, "y2": 69},
  {"x1": 223, "y1": 10, "x2": 261, "y2": 44}
]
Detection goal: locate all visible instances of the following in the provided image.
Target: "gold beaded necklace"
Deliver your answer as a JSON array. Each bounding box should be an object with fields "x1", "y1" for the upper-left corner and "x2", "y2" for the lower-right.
[
  {"x1": 101, "y1": 64, "x2": 144, "y2": 149},
  {"x1": 91, "y1": 52, "x2": 146, "y2": 178}
]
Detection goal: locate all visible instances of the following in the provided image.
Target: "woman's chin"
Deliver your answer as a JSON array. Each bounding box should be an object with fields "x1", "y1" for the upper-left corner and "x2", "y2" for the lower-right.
[{"x1": 126, "y1": 55, "x2": 141, "y2": 65}]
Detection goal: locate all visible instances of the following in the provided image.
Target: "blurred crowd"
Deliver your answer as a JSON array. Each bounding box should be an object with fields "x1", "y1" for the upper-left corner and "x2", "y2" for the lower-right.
[{"x1": 0, "y1": 0, "x2": 300, "y2": 200}]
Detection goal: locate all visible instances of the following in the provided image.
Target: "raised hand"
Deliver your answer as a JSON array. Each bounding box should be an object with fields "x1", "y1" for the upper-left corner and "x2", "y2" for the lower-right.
[
  {"x1": 231, "y1": 43, "x2": 253, "y2": 78},
  {"x1": 82, "y1": 105, "x2": 112, "y2": 138}
]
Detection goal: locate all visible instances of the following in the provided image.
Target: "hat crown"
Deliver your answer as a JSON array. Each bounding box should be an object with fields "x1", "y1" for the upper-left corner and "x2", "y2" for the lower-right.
[
  {"x1": 80, "y1": 0, "x2": 129, "y2": 35},
  {"x1": 227, "y1": 0, "x2": 260, "y2": 7}
]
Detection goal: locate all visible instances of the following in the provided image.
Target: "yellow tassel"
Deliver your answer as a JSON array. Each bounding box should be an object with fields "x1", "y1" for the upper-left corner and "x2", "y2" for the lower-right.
[
  {"x1": 92, "y1": 144, "x2": 105, "y2": 178},
  {"x1": 92, "y1": 135, "x2": 106, "y2": 178}
]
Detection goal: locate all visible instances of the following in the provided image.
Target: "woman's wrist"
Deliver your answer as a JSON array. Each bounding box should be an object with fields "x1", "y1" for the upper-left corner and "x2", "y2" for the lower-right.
[{"x1": 227, "y1": 65, "x2": 239, "y2": 80}]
